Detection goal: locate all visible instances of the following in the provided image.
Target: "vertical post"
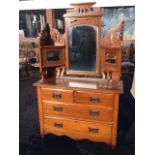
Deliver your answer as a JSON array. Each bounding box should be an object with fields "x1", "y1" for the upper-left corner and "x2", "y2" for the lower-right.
[
  {"x1": 46, "y1": 9, "x2": 55, "y2": 28},
  {"x1": 37, "y1": 86, "x2": 44, "y2": 137},
  {"x1": 112, "y1": 94, "x2": 119, "y2": 148}
]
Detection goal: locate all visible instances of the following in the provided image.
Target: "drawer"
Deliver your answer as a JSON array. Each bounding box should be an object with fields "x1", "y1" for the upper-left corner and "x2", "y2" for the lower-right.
[
  {"x1": 76, "y1": 91, "x2": 114, "y2": 107},
  {"x1": 42, "y1": 88, "x2": 74, "y2": 103},
  {"x1": 44, "y1": 116, "x2": 112, "y2": 144},
  {"x1": 43, "y1": 102, "x2": 113, "y2": 122}
]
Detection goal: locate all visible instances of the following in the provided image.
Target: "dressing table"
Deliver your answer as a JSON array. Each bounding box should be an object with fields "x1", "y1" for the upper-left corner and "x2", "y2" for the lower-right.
[{"x1": 34, "y1": 2, "x2": 123, "y2": 148}]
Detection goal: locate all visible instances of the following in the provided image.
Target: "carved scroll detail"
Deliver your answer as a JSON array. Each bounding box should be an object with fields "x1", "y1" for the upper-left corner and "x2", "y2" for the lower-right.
[
  {"x1": 50, "y1": 28, "x2": 65, "y2": 46},
  {"x1": 38, "y1": 23, "x2": 65, "y2": 46},
  {"x1": 102, "y1": 20, "x2": 125, "y2": 46},
  {"x1": 39, "y1": 23, "x2": 54, "y2": 46},
  {"x1": 69, "y1": 2, "x2": 101, "y2": 14}
]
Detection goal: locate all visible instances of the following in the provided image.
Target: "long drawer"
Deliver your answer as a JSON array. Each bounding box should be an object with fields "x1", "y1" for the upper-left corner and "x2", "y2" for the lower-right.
[
  {"x1": 76, "y1": 91, "x2": 114, "y2": 107},
  {"x1": 44, "y1": 116, "x2": 112, "y2": 144},
  {"x1": 41, "y1": 88, "x2": 74, "y2": 103},
  {"x1": 43, "y1": 102, "x2": 113, "y2": 122}
]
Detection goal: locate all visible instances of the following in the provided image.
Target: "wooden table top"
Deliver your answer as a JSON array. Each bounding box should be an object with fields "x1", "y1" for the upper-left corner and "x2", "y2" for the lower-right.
[{"x1": 34, "y1": 76, "x2": 123, "y2": 93}]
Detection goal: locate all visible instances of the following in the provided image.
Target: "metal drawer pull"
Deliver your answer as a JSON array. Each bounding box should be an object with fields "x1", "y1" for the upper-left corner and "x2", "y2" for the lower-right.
[
  {"x1": 88, "y1": 127, "x2": 99, "y2": 133},
  {"x1": 53, "y1": 106, "x2": 63, "y2": 112},
  {"x1": 89, "y1": 110, "x2": 100, "y2": 116},
  {"x1": 52, "y1": 93, "x2": 61, "y2": 99},
  {"x1": 90, "y1": 97, "x2": 100, "y2": 103},
  {"x1": 54, "y1": 122, "x2": 63, "y2": 128}
]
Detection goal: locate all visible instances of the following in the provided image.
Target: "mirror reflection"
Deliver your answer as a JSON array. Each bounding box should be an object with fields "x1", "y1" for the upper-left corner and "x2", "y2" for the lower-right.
[
  {"x1": 47, "y1": 51, "x2": 60, "y2": 61},
  {"x1": 105, "y1": 51, "x2": 116, "y2": 64},
  {"x1": 68, "y1": 25, "x2": 97, "y2": 72}
]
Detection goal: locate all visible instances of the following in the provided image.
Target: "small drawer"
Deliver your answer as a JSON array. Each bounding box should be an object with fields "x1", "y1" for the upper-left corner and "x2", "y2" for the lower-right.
[
  {"x1": 43, "y1": 102, "x2": 113, "y2": 122},
  {"x1": 76, "y1": 91, "x2": 114, "y2": 107},
  {"x1": 41, "y1": 88, "x2": 74, "y2": 103},
  {"x1": 44, "y1": 116, "x2": 112, "y2": 144}
]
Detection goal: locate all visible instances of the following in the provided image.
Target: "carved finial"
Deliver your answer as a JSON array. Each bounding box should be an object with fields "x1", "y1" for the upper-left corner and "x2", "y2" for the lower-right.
[
  {"x1": 70, "y1": 2, "x2": 96, "y2": 14},
  {"x1": 39, "y1": 23, "x2": 54, "y2": 46},
  {"x1": 64, "y1": 2, "x2": 102, "y2": 18}
]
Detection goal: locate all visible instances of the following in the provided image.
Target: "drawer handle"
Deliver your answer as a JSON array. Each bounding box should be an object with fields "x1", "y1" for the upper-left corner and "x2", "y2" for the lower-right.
[
  {"x1": 53, "y1": 106, "x2": 63, "y2": 112},
  {"x1": 89, "y1": 110, "x2": 100, "y2": 116},
  {"x1": 52, "y1": 93, "x2": 61, "y2": 99},
  {"x1": 88, "y1": 127, "x2": 99, "y2": 133},
  {"x1": 54, "y1": 122, "x2": 63, "y2": 128},
  {"x1": 90, "y1": 97, "x2": 100, "y2": 103}
]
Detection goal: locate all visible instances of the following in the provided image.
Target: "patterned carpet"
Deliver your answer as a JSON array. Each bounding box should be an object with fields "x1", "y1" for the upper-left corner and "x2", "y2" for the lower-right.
[{"x1": 19, "y1": 73, "x2": 135, "y2": 155}]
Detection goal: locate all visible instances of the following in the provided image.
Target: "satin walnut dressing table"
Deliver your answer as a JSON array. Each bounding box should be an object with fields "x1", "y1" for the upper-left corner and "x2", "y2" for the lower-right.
[{"x1": 34, "y1": 2, "x2": 123, "y2": 148}]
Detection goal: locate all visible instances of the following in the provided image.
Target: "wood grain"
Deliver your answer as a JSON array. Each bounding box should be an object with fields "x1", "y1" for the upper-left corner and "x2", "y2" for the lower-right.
[
  {"x1": 44, "y1": 116, "x2": 112, "y2": 144},
  {"x1": 111, "y1": 94, "x2": 119, "y2": 148},
  {"x1": 42, "y1": 101, "x2": 114, "y2": 122},
  {"x1": 37, "y1": 87, "x2": 44, "y2": 137},
  {"x1": 42, "y1": 88, "x2": 74, "y2": 103},
  {"x1": 76, "y1": 91, "x2": 114, "y2": 107}
]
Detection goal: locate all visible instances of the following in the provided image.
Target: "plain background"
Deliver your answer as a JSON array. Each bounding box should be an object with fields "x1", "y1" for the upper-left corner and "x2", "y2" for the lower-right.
[{"x1": 0, "y1": 0, "x2": 155, "y2": 155}]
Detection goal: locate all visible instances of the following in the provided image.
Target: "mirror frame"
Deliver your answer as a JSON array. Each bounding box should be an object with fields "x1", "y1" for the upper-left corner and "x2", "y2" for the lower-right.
[
  {"x1": 41, "y1": 45, "x2": 65, "y2": 68},
  {"x1": 64, "y1": 10, "x2": 102, "y2": 76},
  {"x1": 67, "y1": 24, "x2": 98, "y2": 73}
]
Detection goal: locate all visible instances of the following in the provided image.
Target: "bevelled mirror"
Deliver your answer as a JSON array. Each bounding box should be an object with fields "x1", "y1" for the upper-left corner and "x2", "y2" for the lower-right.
[
  {"x1": 105, "y1": 50, "x2": 117, "y2": 65},
  {"x1": 47, "y1": 51, "x2": 60, "y2": 61},
  {"x1": 42, "y1": 46, "x2": 65, "y2": 67},
  {"x1": 68, "y1": 25, "x2": 97, "y2": 72}
]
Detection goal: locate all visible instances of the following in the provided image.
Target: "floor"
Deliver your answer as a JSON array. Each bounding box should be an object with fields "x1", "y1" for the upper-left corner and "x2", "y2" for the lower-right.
[{"x1": 19, "y1": 72, "x2": 135, "y2": 155}]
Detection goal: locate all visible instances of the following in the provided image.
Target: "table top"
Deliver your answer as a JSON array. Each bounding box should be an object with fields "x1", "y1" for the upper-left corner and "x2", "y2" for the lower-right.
[{"x1": 34, "y1": 76, "x2": 123, "y2": 93}]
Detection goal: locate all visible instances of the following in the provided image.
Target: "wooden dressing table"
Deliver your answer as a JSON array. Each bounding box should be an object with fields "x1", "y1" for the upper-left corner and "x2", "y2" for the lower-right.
[{"x1": 34, "y1": 2, "x2": 124, "y2": 148}]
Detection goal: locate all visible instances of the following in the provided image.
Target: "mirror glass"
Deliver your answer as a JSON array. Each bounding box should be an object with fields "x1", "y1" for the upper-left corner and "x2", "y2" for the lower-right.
[
  {"x1": 68, "y1": 25, "x2": 97, "y2": 72},
  {"x1": 47, "y1": 51, "x2": 60, "y2": 61},
  {"x1": 105, "y1": 51, "x2": 117, "y2": 64}
]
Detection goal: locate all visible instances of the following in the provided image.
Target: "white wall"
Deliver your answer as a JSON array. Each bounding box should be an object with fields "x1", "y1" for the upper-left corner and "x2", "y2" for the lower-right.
[{"x1": 19, "y1": 0, "x2": 135, "y2": 10}]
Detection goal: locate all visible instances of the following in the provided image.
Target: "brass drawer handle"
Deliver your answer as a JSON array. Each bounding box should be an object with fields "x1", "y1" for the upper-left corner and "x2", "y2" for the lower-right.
[
  {"x1": 89, "y1": 110, "x2": 100, "y2": 116},
  {"x1": 88, "y1": 127, "x2": 99, "y2": 133},
  {"x1": 54, "y1": 122, "x2": 63, "y2": 128},
  {"x1": 52, "y1": 93, "x2": 61, "y2": 99},
  {"x1": 90, "y1": 97, "x2": 100, "y2": 103},
  {"x1": 53, "y1": 106, "x2": 63, "y2": 112}
]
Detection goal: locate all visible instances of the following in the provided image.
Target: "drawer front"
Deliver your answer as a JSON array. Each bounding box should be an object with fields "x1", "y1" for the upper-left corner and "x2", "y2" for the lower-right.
[
  {"x1": 76, "y1": 91, "x2": 114, "y2": 107},
  {"x1": 42, "y1": 88, "x2": 74, "y2": 103},
  {"x1": 43, "y1": 102, "x2": 113, "y2": 122},
  {"x1": 44, "y1": 116, "x2": 112, "y2": 144}
]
